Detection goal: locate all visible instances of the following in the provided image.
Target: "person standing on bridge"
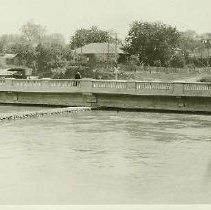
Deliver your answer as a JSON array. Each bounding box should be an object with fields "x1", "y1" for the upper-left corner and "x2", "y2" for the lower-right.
[{"x1": 74, "y1": 71, "x2": 82, "y2": 86}]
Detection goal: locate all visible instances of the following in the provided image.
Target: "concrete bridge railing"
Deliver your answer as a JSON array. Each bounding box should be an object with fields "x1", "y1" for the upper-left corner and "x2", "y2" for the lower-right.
[{"x1": 0, "y1": 78, "x2": 211, "y2": 97}]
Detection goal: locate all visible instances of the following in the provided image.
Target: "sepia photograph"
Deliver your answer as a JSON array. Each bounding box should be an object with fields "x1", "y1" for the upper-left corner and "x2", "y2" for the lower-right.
[{"x1": 0, "y1": 0, "x2": 211, "y2": 209}]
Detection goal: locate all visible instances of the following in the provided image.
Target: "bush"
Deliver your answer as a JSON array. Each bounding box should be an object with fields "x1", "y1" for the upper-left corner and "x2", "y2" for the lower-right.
[{"x1": 170, "y1": 54, "x2": 186, "y2": 68}]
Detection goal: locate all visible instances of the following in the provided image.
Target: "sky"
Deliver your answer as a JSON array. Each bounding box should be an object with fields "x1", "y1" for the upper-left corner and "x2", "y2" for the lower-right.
[{"x1": 0, "y1": 0, "x2": 211, "y2": 41}]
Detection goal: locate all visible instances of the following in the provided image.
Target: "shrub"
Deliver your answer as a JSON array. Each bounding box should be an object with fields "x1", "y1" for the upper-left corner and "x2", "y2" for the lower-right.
[{"x1": 170, "y1": 54, "x2": 186, "y2": 68}]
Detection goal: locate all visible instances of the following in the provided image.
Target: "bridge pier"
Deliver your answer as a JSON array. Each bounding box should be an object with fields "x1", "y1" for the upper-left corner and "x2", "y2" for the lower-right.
[{"x1": 82, "y1": 93, "x2": 97, "y2": 107}]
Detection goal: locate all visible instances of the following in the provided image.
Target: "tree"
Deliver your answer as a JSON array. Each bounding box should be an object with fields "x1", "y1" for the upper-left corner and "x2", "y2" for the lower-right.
[
  {"x1": 43, "y1": 33, "x2": 66, "y2": 46},
  {"x1": 20, "y1": 21, "x2": 46, "y2": 45},
  {"x1": 0, "y1": 34, "x2": 24, "y2": 53},
  {"x1": 70, "y1": 26, "x2": 110, "y2": 49},
  {"x1": 200, "y1": 33, "x2": 211, "y2": 40},
  {"x1": 124, "y1": 21, "x2": 180, "y2": 66},
  {"x1": 0, "y1": 21, "x2": 70, "y2": 77},
  {"x1": 35, "y1": 42, "x2": 67, "y2": 77},
  {"x1": 9, "y1": 42, "x2": 37, "y2": 68},
  {"x1": 179, "y1": 30, "x2": 201, "y2": 53},
  {"x1": 170, "y1": 53, "x2": 186, "y2": 68}
]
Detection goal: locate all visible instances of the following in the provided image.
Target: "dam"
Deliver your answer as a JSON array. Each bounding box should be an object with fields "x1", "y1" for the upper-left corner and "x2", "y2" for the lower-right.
[
  {"x1": 0, "y1": 106, "x2": 91, "y2": 122},
  {"x1": 0, "y1": 78, "x2": 211, "y2": 113}
]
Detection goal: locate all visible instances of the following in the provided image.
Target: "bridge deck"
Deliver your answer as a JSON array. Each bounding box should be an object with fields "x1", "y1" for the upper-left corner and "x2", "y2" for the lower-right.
[{"x1": 0, "y1": 78, "x2": 211, "y2": 97}]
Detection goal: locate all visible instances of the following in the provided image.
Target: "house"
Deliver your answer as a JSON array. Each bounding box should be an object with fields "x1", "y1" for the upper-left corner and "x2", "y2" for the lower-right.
[
  {"x1": 0, "y1": 53, "x2": 17, "y2": 67},
  {"x1": 0, "y1": 67, "x2": 32, "y2": 78},
  {"x1": 74, "y1": 43, "x2": 126, "y2": 64},
  {"x1": 0, "y1": 68, "x2": 14, "y2": 77},
  {"x1": 0, "y1": 54, "x2": 32, "y2": 78},
  {"x1": 0, "y1": 54, "x2": 17, "y2": 77}
]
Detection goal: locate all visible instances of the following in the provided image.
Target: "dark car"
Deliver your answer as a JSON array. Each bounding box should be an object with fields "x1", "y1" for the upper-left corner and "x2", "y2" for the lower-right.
[{"x1": 7, "y1": 68, "x2": 27, "y2": 79}]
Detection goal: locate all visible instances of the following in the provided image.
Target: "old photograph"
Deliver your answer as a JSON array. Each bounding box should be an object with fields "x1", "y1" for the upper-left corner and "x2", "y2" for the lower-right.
[{"x1": 0, "y1": 0, "x2": 211, "y2": 209}]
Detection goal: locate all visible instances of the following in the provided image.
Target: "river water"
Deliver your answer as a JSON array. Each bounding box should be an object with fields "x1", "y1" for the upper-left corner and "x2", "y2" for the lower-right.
[{"x1": 0, "y1": 105, "x2": 211, "y2": 204}]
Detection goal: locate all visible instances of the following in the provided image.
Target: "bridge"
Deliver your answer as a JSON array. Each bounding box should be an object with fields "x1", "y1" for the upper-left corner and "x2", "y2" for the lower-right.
[{"x1": 0, "y1": 78, "x2": 211, "y2": 113}]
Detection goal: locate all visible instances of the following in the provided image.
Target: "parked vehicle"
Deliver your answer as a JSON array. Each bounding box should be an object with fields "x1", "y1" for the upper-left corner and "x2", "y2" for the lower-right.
[{"x1": 7, "y1": 68, "x2": 28, "y2": 79}]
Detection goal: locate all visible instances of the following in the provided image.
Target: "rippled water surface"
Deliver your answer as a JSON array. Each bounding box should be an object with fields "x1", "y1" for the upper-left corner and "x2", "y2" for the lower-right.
[{"x1": 0, "y1": 106, "x2": 211, "y2": 204}]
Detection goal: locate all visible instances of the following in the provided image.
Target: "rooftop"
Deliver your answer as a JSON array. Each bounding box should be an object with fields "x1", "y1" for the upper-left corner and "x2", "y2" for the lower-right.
[
  {"x1": 0, "y1": 54, "x2": 17, "y2": 59},
  {"x1": 0, "y1": 68, "x2": 14, "y2": 76}
]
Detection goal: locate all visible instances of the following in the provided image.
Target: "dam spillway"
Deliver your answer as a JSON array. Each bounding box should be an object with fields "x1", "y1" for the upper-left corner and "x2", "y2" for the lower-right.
[{"x1": 0, "y1": 106, "x2": 91, "y2": 122}]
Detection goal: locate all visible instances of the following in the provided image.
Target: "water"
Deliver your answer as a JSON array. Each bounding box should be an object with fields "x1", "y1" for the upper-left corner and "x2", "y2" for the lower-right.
[
  {"x1": 0, "y1": 106, "x2": 211, "y2": 204},
  {"x1": 0, "y1": 105, "x2": 50, "y2": 114}
]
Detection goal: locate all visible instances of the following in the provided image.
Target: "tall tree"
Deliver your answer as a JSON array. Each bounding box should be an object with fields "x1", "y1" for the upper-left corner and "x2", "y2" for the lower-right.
[
  {"x1": 35, "y1": 42, "x2": 67, "y2": 76},
  {"x1": 179, "y1": 30, "x2": 201, "y2": 53},
  {"x1": 43, "y1": 33, "x2": 66, "y2": 46},
  {"x1": 0, "y1": 34, "x2": 24, "y2": 53},
  {"x1": 9, "y1": 42, "x2": 37, "y2": 68},
  {"x1": 20, "y1": 21, "x2": 46, "y2": 45},
  {"x1": 124, "y1": 21, "x2": 180, "y2": 66},
  {"x1": 70, "y1": 26, "x2": 110, "y2": 49}
]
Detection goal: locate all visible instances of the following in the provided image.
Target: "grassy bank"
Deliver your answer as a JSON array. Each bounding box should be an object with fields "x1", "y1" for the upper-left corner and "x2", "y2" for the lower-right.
[{"x1": 52, "y1": 65, "x2": 211, "y2": 82}]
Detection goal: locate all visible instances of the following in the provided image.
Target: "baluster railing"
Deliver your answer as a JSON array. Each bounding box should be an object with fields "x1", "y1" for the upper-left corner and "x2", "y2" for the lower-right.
[
  {"x1": 0, "y1": 79, "x2": 211, "y2": 97},
  {"x1": 184, "y1": 83, "x2": 211, "y2": 91},
  {"x1": 0, "y1": 79, "x2": 6, "y2": 86},
  {"x1": 136, "y1": 82, "x2": 173, "y2": 91},
  {"x1": 92, "y1": 80, "x2": 127, "y2": 89}
]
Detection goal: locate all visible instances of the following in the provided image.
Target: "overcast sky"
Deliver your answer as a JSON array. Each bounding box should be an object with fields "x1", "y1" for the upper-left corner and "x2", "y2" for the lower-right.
[{"x1": 0, "y1": 0, "x2": 211, "y2": 40}]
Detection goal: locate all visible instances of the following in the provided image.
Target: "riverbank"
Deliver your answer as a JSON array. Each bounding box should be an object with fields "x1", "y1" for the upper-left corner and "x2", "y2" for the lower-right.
[{"x1": 52, "y1": 65, "x2": 211, "y2": 82}]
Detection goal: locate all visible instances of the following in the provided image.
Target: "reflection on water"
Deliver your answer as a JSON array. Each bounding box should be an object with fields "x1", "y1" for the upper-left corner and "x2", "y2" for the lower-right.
[{"x1": 0, "y1": 106, "x2": 211, "y2": 204}]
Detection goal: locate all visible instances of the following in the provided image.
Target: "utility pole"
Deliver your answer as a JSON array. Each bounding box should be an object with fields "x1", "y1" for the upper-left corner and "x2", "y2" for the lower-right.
[
  {"x1": 115, "y1": 32, "x2": 118, "y2": 63},
  {"x1": 107, "y1": 30, "x2": 118, "y2": 66},
  {"x1": 107, "y1": 38, "x2": 110, "y2": 67},
  {"x1": 201, "y1": 46, "x2": 203, "y2": 65},
  {"x1": 207, "y1": 39, "x2": 211, "y2": 67}
]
